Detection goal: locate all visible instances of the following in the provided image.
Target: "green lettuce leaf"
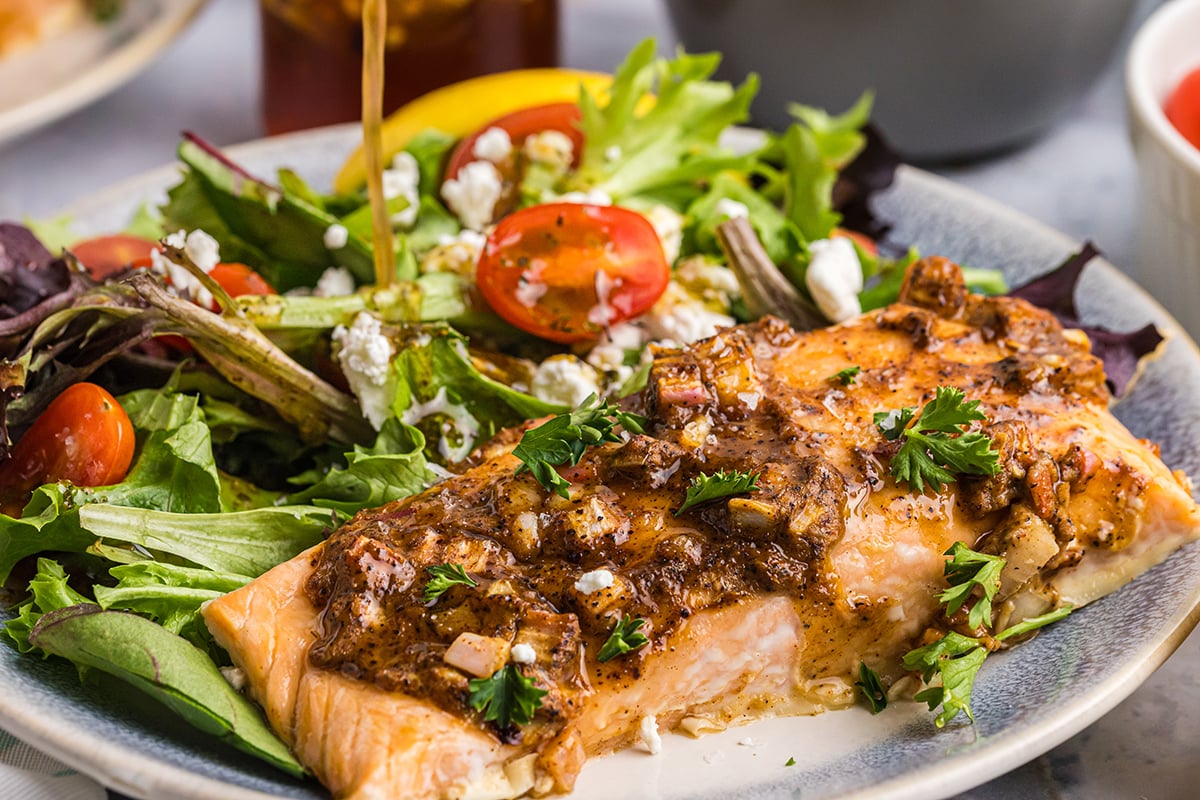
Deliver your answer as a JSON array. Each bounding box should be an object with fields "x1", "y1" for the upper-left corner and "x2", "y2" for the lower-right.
[
  {"x1": 286, "y1": 418, "x2": 434, "y2": 516},
  {"x1": 1, "y1": 558, "x2": 90, "y2": 653},
  {"x1": 93, "y1": 561, "x2": 251, "y2": 643},
  {"x1": 570, "y1": 39, "x2": 758, "y2": 201}
]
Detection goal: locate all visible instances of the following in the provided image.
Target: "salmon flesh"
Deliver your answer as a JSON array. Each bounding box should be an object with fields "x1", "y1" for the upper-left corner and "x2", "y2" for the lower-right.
[{"x1": 204, "y1": 258, "x2": 1200, "y2": 799}]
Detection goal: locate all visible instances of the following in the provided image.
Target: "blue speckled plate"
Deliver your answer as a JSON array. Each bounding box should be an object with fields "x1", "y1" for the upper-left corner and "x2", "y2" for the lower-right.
[{"x1": 2, "y1": 126, "x2": 1199, "y2": 800}]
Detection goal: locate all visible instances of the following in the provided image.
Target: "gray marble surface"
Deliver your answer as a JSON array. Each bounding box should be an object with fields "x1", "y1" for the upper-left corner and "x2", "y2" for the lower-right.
[{"x1": 0, "y1": 0, "x2": 1196, "y2": 798}]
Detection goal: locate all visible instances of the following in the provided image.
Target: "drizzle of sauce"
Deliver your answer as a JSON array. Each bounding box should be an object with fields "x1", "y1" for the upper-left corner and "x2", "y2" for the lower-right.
[{"x1": 361, "y1": 0, "x2": 395, "y2": 288}]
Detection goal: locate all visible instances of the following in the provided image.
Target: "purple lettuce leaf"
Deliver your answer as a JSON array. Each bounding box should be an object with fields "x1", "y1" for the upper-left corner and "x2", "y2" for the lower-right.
[{"x1": 1010, "y1": 242, "x2": 1163, "y2": 397}]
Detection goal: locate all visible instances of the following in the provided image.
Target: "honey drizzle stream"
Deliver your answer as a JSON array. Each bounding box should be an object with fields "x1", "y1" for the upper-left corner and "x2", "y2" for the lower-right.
[{"x1": 361, "y1": 0, "x2": 394, "y2": 288}]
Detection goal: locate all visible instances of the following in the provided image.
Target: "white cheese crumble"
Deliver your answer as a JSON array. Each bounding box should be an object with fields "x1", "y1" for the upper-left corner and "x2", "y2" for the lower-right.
[
  {"x1": 150, "y1": 228, "x2": 220, "y2": 309},
  {"x1": 473, "y1": 126, "x2": 514, "y2": 163},
  {"x1": 736, "y1": 737, "x2": 761, "y2": 748},
  {"x1": 644, "y1": 204, "x2": 683, "y2": 265},
  {"x1": 586, "y1": 269, "x2": 617, "y2": 327},
  {"x1": 530, "y1": 355, "x2": 601, "y2": 407},
  {"x1": 510, "y1": 643, "x2": 537, "y2": 664},
  {"x1": 715, "y1": 197, "x2": 750, "y2": 220},
  {"x1": 556, "y1": 189, "x2": 612, "y2": 206},
  {"x1": 442, "y1": 160, "x2": 503, "y2": 231},
  {"x1": 641, "y1": 283, "x2": 735, "y2": 345},
  {"x1": 382, "y1": 151, "x2": 421, "y2": 227},
  {"x1": 332, "y1": 312, "x2": 394, "y2": 429},
  {"x1": 314, "y1": 266, "x2": 355, "y2": 297},
  {"x1": 676, "y1": 256, "x2": 741, "y2": 307},
  {"x1": 220, "y1": 666, "x2": 247, "y2": 692},
  {"x1": 574, "y1": 568, "x2": 615, "y2": 595},
  {"x1": 805, "y1": 237, "x2": 864, "y2": 323},
  {"x1": 323, "y1": 222, "x2": 349, "y2": 250},
  {"x1": 604, "y1": 144, "x2": 622, "y2": 163},
  {"x1": 523, "y1": 129, "x2": 574, "y2": 169},
  {"x1": 421, "y1": 229, "x2": 487, "y2": 276},
  {"x1": 638, "y1": 715, "x2": 662, "y2": 756}
]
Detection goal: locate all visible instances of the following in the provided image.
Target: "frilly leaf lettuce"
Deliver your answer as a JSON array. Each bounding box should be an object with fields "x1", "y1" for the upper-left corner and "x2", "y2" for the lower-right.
[
  {"x1": 1, "y1": 558, "x2": 89, "y2": 653},
  {"x1": 389, "y1": 327, "x2": 564, "y2": 460},
  {"x1": 286, "y1": 418, "x2": 435, "y2": 516},
  {"x1": 93, "y1": 561, "x2": 251, "y2": 643},
  {"x1": 570, "y1": 39, "x2": 758, "y2": 200}
]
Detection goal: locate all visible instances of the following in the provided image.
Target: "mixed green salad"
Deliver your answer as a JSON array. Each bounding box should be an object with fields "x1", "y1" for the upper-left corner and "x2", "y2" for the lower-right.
[{"x1": 0, "y1": 41, "x2": 1024, "y2": 772}]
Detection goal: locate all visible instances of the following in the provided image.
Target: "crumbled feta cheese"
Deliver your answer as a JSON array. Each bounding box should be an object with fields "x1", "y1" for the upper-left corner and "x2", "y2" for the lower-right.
[
  {"x1": 586, "y1": 269, "x2": 617, "y2": 327},
  {"x1": 421, "y1": 229, "x2": 487, "y2": 276},
  {"x1": 604, "y1": 144, "x2": 622, "y2": 163},
  {"x1": 641, "y1": 283, "x2": 735, "y2": 345},
  {"x1": 586, "y1": 342, "x2": 629, "y2": 374},
  {"x1": 510, "y1": 643, "x2": 537, "y2": 664},
  {"x1": 530, "y1": 355, "x2": 601, "y2": 407},
  {"x1": 523, "y1": 129, "x2": 574, "y2": 170},
  {"x1": 574, "y1": 568, "x2": 615, "y2": 594},
  {"x1": 514, "y1": 275, "x2": 548, "y2": 308},
  {"x1": 676, "y1": 256, "x2": 740, "y2": 307},
  {"x1": 644, "y1": 204, "x2": 683, "y2": 264},
  {"x1": 736, "y1": 737, "x2": 761, "y2": 748},
  {"x1": 442, "y1": 160, "x2": 503, "y2": 231},
  {"x1": 150, "y1": 228, "x2": 219, "y2": 309},
  {"x1": 220, "y1": 666, "x2": 247, "y2": 692},
  {"x1": 473, "y1": 126, "x2": 514, "y2": 163},
  {"x1": 333, "y1": 312, "x2": 394, "y2": 429},
  {"x1": 638, "y1": 715, "x2": 662, "y2": 756},
  {"x1": 382, "y1": 151, "x2": 421, "y2": 227},
  {"x1": 715, "y1": 197, "x2": 750, "y2": 220},
  {"x1": 805, "y1": 237, "x2": 864, "y2": 323},
  {"x1": 556, "y1": 190, "x2": 612, "y2": 206},
  {"x1": 606, "y1": 322, "x2": 646, "y2": 351},
  {"x1": 314, "y1": 266, "x2": 356, "y2": 297},
  {"x1": 323, "y1": 223, "x2": 349, "y2": 250}
]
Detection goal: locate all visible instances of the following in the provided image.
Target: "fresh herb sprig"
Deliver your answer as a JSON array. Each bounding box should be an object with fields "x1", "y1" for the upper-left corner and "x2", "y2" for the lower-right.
[
  {"x1": 467, "y1": 664, "x2": 548, "y2": 728},
  {"x1": 422, "y1": 563, "x2": 477, "y2": 603},
  {"x1": 855, "y1": 662, "x2": 888, "y2": 713},
  {"x1": 675, "y1": 469, "x2": 760, "y2": 516},
  {"x1": 874, "y1": 387, "x2": 1000, "y2": 493},
  {"x1": 903, "y1": 542, "x2": 1073, "y2": 727},
  {"x1": 829, "y1": 366, "x2": 861, "y2": 386},
  {"x1": 513, "y1": 394, "x2": 647, "y2": 498},
  {"x1": 597, "y1": 615, "x2": 650, "y2": 662}
]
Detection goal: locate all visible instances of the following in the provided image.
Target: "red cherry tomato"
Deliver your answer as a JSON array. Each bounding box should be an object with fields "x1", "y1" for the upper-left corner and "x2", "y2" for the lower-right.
[
  {"x1": 1166, "y1": 66, "x2": 1200, "y2": 152},
  {"x1": 476, "y1": 203, "x2": 670, "y2": 344},
  {"x1": 70, "y1": 235, "x2": 158, "y2": 279},
  {"x1": 832, "y1": 227, "x2": 878, "y2": 257},
  {"x1": 0, "y1": 383, "x2": 135, "y2": 516},
  {"x1": 207, "y1": 262, "x2": 277, "y2": 301},
  {"x1": 445, "y1": 102, "x2": 584, "y2": 180}
]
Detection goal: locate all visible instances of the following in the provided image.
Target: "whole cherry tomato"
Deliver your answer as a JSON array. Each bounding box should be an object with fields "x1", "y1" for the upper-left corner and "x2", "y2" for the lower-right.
[
  {"x1": 0, "y1": 383, "x2": 135, "y2": 516},
  {"x1": 475, "y1": 202, "x2": 670, "y2": 344},
  {"x1": 70, "y1": 235, "x2": 158, "y2": 279}
]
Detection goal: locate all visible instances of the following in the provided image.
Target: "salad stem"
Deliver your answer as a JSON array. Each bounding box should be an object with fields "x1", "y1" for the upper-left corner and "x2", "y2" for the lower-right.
[
  {"x1": 361, "y1": 0, "x2": 395, "y2": 289},
  {"x1": 717, "y1": 218, "x2": 826, "y2": 331}
]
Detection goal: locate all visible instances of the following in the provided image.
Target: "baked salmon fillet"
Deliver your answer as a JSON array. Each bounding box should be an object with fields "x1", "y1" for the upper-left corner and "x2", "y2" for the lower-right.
[{"x1": 204, "y1": 257, "x2": 1200, "y2": 799}]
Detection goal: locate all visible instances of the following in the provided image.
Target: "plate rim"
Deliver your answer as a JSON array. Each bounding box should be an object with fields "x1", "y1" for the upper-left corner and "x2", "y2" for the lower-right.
[
  {"x1": 0, "y1": 0, "x2": 209, "y2": 148},
  {"x1": 5, "y1": 123, "x2": 1200, "y2": 800}
]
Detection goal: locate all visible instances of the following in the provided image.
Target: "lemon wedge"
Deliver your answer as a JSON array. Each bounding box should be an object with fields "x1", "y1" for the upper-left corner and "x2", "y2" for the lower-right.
[{"x1": 333, "y1": 68, "x2": 613, "y2": 194}]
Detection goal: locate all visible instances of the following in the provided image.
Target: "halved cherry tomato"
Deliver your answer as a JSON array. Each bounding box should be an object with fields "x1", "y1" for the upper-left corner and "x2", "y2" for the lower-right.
[
  {"x1": 70, "y1": 235, "x2": 158, "y2": 279},
  {"x1": 444, "y1": 102, "x2": 584, "y2": 181},
  {"x1": 832, "y1": 227, "x2": 878, "y2": 257},
  {"x1": 1166, "y1": 66, "x2": 1200, "y2": 152},
  {"x1": 208, "y1": 262, "x2": 277, "y2": 301},
  {"x1": 0, "y1": 383, "x2": 135, "y2": 516},
  {"x1": 476, "y1": 203, "x2": 670, "y2": 344}
]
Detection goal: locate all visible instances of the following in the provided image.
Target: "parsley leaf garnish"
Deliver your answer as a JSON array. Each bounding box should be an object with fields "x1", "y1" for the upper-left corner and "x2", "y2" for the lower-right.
[
  {"x1": 785, "y1": 757, "x2": 796, "y2": 767},
  {"x1": 875, "y1": 387, "x2": 1000, "y2": 493},
  {"x1": 902, "y1": 543, "x2": 1075, "y2": 726},
  {"x1": 675, "y1": 469, "x2": 760, "y2": 516},
  {"x1": 829, "y1": 366, "x2": 861, "y2": 386},
  {"x1": 423, "y1": 563, "x2": 478, "y2": 603},
  {"x1": 855, "y1": 662, "x2": 888, "y2": 713},
  {"x1": 513, "y1": 394, "x2": 647, "y2": 498},
  {"x1": 597, "y1": 615, "x2": 649, "y2": 662},
  {"x1": 467, "y1": 664, "x2": 548, "y2": 728},
  {"x1": 939, "y1": 542, "x2": 1005, "y2": 630}
]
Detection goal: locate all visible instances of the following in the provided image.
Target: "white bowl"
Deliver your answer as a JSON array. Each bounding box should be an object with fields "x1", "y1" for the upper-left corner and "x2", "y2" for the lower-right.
[{"x1": 1127, "y1": 0, "x2": 1200, "y2": 336}]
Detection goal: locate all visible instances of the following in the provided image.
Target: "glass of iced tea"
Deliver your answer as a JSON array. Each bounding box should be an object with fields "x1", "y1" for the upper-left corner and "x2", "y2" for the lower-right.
[{"x1": 260, "y1": 0, "x2": 560, "y2": 135}]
